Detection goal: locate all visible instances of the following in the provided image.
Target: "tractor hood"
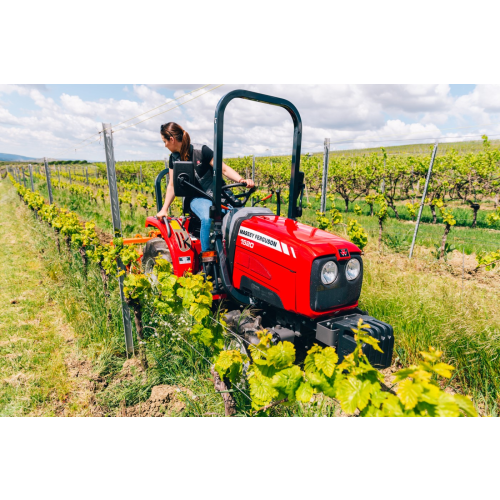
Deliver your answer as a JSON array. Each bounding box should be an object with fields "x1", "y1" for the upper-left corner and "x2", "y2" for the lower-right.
[{"x1": 238, "y1": 215, "x2": 361, "y2": 271}]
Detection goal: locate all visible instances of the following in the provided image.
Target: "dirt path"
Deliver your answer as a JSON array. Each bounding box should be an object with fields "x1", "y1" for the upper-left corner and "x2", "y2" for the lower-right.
[{"x1": 0, "y1": 179, "x2": 95, "y2": 416}]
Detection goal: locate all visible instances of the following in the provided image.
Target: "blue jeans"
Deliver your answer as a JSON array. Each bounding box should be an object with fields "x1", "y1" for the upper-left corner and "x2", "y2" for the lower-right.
[{"x1": 190, "y1": 197, "x2": 212, "y2": 252}]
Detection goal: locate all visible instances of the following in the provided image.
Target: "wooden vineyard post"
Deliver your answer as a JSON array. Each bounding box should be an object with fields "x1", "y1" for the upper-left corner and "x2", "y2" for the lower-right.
[
  {"x1": 102, "y1": 122, "x2": 135, "y2": 356},
  {"x1": 320, "y1": 138, "x2": 330, "y2": 213},
  {"x1": 22, "y1": 166, "x2": 27, "y2": 188},
  {"x1": 28, "y1": 164, "x2": 34, "y2": 191},
  {"x1": 409, "y1": 141, "x2": 438, "y2": 259},
  {"x1": 86, "y1": 165, "x2": 89, "y2": 186},
  {"x1": 43, "y1": 157, "x2": 54, "y2": 204}
]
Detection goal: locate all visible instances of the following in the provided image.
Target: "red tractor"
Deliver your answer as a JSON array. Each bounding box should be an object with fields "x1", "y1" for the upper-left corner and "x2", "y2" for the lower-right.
[{"x1": 141, "y1": 89, "x2": 394, "y2": 368}]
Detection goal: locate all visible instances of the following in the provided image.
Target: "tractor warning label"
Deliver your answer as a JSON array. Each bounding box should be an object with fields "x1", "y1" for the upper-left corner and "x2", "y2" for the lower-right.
[
  {"x1": 238, "y1": 227, "x2": 282, "y2": 252},
  {"x1": 179, "y1": 256, "x2": 191, "y2": 264}
]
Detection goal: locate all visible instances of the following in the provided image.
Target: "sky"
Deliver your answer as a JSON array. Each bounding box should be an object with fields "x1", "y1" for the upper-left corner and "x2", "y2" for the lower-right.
[{"x1": 1, "y1": 84, "x2": 499, "y2": 161}]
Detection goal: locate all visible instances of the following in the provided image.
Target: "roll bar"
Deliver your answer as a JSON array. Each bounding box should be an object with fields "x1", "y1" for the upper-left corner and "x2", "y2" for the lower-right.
[
  {"x1": 155, "y1": 168, "x2": 169, "y2": 213},
  {"x1": 211, "y1": 89, "x2": 303, "y2": 221}
]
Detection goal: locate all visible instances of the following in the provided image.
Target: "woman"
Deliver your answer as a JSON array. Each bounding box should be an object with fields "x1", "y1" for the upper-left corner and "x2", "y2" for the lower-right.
[{"x1": 156, "y1": 122, "x2": 255, "y2": 252}]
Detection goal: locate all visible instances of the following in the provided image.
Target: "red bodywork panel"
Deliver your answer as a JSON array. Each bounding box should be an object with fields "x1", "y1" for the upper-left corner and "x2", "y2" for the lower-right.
[
  {"x1": 232, "y1": 216, "x2": 361, "y2": 318},
  {"x1": 145, "y1": 216, "x2": 201, "y2": 275},
  {"x1": 146, "y1": 214, "x2": 360, "y2": 318}
]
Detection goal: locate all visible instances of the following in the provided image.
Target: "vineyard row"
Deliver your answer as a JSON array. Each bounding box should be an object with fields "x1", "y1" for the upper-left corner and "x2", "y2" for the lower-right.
[{"x1": 7, "y1": 173, "x2": 479, "y2": 417}]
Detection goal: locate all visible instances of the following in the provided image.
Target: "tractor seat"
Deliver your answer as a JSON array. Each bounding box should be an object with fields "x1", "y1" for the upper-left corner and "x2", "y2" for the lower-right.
[{"x1": 222, "y1": 207, "x2": 274, "y2": 270}]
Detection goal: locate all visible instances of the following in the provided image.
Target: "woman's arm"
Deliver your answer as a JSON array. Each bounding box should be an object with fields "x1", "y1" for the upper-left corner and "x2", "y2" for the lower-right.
[
  {"x1": 156, "y1": 169, "x2": 175, "y2": 218},
  {"x1": 210, "y1": 159, "x2": 255, "y2": 188}
]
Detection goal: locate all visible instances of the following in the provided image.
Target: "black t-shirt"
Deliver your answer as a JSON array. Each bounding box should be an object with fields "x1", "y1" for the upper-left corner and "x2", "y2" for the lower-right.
[{"x1": 169, "y1": 144, "x2": 213, "y2": 174}]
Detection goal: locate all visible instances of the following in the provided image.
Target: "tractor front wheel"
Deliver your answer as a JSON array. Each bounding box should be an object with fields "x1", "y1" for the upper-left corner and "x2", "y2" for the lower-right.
[{"x1": 142, "y1": 238, "x2": 172, "y2": 280}]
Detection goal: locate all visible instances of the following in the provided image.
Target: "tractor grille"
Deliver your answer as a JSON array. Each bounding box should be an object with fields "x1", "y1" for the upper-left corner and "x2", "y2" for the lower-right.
[{"x1": 310, "y1": 255, "x2": 363, "y2": 312}]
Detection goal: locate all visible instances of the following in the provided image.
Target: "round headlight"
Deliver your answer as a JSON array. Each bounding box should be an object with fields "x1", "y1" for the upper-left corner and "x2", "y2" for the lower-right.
[
  {"x1": 321, "y1": 261, "x2": 338, "y2": 285},
  {"x1": 345, "y1": 258, "x2": 361, "y2": 281}
]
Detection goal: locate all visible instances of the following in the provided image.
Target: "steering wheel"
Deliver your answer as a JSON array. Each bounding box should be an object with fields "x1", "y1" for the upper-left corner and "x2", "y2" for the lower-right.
[{"x1": 221, "y1": 182, "x2": 257, "y2": 208}]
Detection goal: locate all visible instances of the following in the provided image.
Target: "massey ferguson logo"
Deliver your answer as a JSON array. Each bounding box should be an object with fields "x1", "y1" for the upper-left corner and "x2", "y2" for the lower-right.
[
  {"x1": 339, "y1": 248, "x2": 350, "y2": 258},
  {"x1": 239, "y1": 228, "x2": 280, "y2": 250}
]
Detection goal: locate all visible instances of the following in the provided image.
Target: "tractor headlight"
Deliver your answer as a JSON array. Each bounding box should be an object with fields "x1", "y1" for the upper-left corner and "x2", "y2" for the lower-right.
[
  {"x1": 320, "y1": 261, "x2": 338, "y2": 285},
  {"x1": 345, "y1": 258, "x2": 361, "y2": 281}
]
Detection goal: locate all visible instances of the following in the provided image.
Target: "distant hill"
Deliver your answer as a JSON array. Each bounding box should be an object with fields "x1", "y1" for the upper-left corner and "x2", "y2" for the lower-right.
[{"x1": 0, "y1": 152, "x2": 38, "y2": 161}]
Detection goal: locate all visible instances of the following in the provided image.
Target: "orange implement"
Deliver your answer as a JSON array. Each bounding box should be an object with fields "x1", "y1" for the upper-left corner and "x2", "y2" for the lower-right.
[
  {"x1": 110, "y1": 234, "x2": 155, "y2": 246},
  {"x1": 122, "y1": 236, "x2": 154, "y2": 245}
]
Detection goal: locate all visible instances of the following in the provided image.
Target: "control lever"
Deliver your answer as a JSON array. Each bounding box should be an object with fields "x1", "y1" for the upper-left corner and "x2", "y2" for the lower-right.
[{"x1": 163, "y1": 216, "x2": 172, "y2": 237}]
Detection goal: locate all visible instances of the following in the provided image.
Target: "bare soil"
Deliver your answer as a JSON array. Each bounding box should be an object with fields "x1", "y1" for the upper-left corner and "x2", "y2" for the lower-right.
[{"x1": 120, "y1": 385, "x2": 193, "y2": 417}]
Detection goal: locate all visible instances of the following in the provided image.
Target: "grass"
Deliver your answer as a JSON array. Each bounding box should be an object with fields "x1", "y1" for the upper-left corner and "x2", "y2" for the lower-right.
[
  {"x1": 0, "y1": 182, "x2": 82, "y2": 416},
  {"x1": 360, "y1": 251, "x2": 500, "y2": 415}
]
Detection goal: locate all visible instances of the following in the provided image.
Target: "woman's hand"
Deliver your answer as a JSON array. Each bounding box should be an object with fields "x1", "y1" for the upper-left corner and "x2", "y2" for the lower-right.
[
  {"x1": 156, "y1": 208, "x2": 169, "y2": 219},
  {"x1": 240, "y1": 178, "x2": 255, "y2": 188}
]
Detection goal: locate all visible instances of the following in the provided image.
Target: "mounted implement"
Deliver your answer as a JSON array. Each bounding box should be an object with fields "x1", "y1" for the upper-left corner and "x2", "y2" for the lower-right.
[{"x1": 143, "y1": 89, "x2": 394, "y2": 368}]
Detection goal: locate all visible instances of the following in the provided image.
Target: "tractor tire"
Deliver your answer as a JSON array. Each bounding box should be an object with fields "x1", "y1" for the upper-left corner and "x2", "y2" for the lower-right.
[
  {"x1": 224, "y1": 309, "x2": 261, "y2": 365},
  {"x1": 142, "y1": 238, "x2": 172, "y2": 282}
]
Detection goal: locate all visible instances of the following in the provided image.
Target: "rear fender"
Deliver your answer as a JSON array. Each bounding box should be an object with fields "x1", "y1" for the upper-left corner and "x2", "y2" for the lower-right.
[{"x1": 145, "y1": 216, "x2": 198, "y2": 275}]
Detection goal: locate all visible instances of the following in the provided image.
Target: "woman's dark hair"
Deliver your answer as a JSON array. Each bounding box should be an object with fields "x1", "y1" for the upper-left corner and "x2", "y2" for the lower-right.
[{"x1": 161, "y1": 122, "x2": 191, "y2": 161}]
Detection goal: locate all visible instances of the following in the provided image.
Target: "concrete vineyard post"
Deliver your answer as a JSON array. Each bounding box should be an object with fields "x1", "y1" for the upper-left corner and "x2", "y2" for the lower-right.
[
  {"x1": 140, "y1": 165, "x2": 143, "y2": 192},
  {"x1": 381, "y1": 156, "x2": 386, "y2": 193},
  {"x1": 69, "y1": 166, "x2": 72, "y2": 185},
  {"x1": 43, "y1": 157, "x2": 54, "y2": 204},
  {"x1": 320, "y1": 138, "x2": 330, "y2": 213},
  {"x1": 28, "y1": 164, "x2": 34, "y2": 191},
  {"x1": 409, "y1": 141, "x2": 438, "y2": 259},
  {"x1": 22, "y1": 166, "x2": 27, "y2": 188},
  {"x1": 102, "y1": 122, "x2": 134, "y2": 356},
  {"x1": 86, "y1": 165, "x2": 89, "y2": 185}
]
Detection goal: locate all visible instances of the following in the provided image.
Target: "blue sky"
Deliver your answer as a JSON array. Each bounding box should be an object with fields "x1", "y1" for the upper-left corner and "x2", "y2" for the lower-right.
[{"x1": 1, "y1": 84, "x2": 499, "y2": 161}]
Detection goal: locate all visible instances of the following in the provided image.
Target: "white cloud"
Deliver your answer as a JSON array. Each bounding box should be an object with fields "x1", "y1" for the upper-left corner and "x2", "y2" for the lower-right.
[{"x1": 0, "y1": 84, "x2": 497, "y2": 161}]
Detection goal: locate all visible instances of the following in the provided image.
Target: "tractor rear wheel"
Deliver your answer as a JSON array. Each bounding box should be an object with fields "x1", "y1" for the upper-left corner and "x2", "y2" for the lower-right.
[{"x1": 142, "y1": 238, "x2": 172, "y2": 281}]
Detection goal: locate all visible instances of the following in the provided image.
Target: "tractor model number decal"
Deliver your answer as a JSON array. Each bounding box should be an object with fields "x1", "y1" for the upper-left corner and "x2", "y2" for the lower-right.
[
  {"x1": 179, "y1": 256, "x2": 191, "y2": 264},
  {"x1": 241, "y1": 239, "x2": 254, "y2": 249},
  {"x1": 238, "y1": 227, "x2": 282, "y2": 252},
  {"x1": 339, "y1": 248, "x2": 350, "y2": 258}
]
